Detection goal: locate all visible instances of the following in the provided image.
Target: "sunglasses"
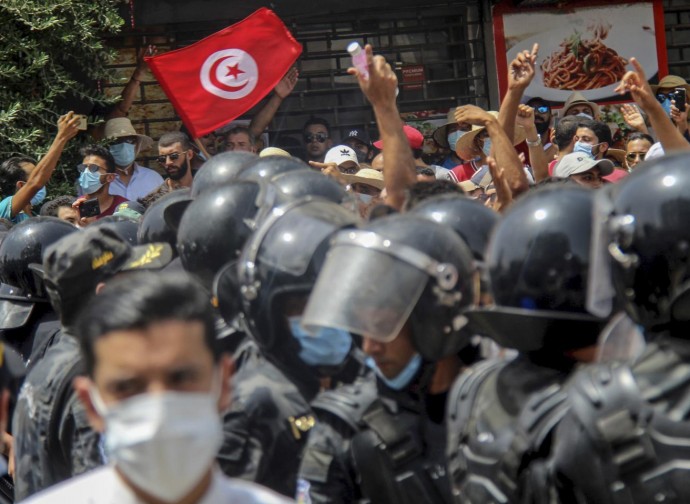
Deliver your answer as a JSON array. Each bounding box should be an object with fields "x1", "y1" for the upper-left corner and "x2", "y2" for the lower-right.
[
  {"x1": 626, "y1": 152, "x2": 646, "y2": 163},
  {"x1": 156, "y1": 152, "x2": 185, "y2": 164},
  {"x1": 77, "y1": 163, "x2": 102, "y2": 173},
  {"x1": 534, "y1": 105, "x2": 550, "y2": 114},
  {"x1": 304, "y1": 133, "x2": 329, "y2": 144}
]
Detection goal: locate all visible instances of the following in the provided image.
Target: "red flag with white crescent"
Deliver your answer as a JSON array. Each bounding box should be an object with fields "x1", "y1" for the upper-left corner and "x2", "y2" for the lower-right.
[{"x1": 145, "y1": 8, "x2": 302, "y2": 138}]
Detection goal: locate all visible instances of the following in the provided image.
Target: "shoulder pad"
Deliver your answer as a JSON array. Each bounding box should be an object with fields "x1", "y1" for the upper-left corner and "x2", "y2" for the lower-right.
[{"x1": 311, "y1": 377, "x2": 378, "y2": 432}]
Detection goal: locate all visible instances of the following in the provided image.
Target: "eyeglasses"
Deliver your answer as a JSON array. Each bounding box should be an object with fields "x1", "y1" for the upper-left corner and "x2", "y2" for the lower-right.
[
  {"x1": 304, "y1": 133, "x2": 329, "y2": 144},
  {"x1": 625, "y1": 152, "x2": 646, "y2": 163},
  {"x1": 156, "y1": 152, "x2": 185, "y2": 164},
  {"x1": 534, "y1": 105, "x2": 550, "y2": 114},
  {"x1": 77, "y1": 163, "x2": 102, "y2": 173},
  {"x1": 113, "y1": 136, "x2": 138, "y2": 145}
]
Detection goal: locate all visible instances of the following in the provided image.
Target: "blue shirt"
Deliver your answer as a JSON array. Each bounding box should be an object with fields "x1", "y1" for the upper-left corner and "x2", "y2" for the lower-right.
[
  {"x1": 0, "y1": 196, "x2": 29, "y2": 224},
  {"x1": 108, "y1": 163, "x2": 164, "y2": 202}
]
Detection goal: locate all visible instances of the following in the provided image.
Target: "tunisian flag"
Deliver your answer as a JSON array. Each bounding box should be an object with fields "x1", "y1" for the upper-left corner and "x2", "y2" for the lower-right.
[{"x1": 145, "y1": 8, "x2": 302, "y2": 138}]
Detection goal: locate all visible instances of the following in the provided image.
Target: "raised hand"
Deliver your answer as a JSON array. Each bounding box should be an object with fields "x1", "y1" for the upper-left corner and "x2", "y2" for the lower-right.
[
  {"x1": 454, "y1": 105, "x2": 495, "y2": 127},
  {"x1": 508, "y1": 43, "x2": 539, "y2": 91},
  {"x1": 348, "y1": 44, "x2": 397, "y2": 108},
  {"x1": 620, "y1": 103, "x2": 648, "y2": 133},
  {"x1": 614, "y1": 58, "x2": 656, "y2": 111},
  {"x1": 275, "y1": 67, "x2": 299, "y2": 99}
]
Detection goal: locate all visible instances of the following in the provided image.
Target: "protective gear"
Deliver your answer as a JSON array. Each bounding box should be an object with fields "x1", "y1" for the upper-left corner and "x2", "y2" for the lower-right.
[
  {"x1": 78, "y1": 169, "x2": 103, "y2": 195},
  {"x1": 90, "y1": 216, "x2": 138, "y2": 245},
  {"x1": 229, "y1": 198, "x2": 359, "y2": 354},
  {"x1": 357, "y1": 193, "x2": 373, "y2": 205},
  {"x1": 178, "y1": 181, "x2": 278, "y2": 289},
  {"x1": 466, "y1": 185, "x2": 607, "y2": 352},
  {"x1": 573, "y1": 140, "x2": 596, "y2": 158},
  {"x1": 0, "y1": 217, "x2": 78, "y2": 329},
  {"x1": 366, "y1": 353, "x2": 422, "y2": 390},
  {"x1": 587, "y1": 152, "x2": 690, "y2": 332},
  {"x1": 270, "y1": 169, "x2": 354, "y2": 208},
  {"x1": 238, "y1": 155, "x2": 309, "y2": 183},
  {"x1": 410, "y1": 193, "x2": 499, "y2": 262},
  {"x1": 289, "y1": 316, "x2": 352, "y2": 366},
  {"x1": 303, "y1": 214, "x2": 477, "y2": 360},
  {"x1": 575, "y1": 112, "x2": 594, "y2": 120},
  {"x1": 660, "y1": 96, "x2": 673, "y2": 117},
  {"x1": 481, "y1": 137, "x2": 493, "y2": 157},
  {"x1": 190, "y1": 151, "x2": 257, "y2": 198},
  {"x1": 92, "y1": 389, "x2": 223, "y2": 503},
  {"x1": 138, "y1": 189, "x2": 191, "y2": 252},
  {"x1": 109, "y1": 143, "x2": 136, "y2": 167},
  {"x1": 31, "y1": 186, "x2": 47, "y2": 207},
  {"x1": 549, "y1": 339, "x2": 690, "y2": 504},
  {"x1": 447, "y1": 130, "x2": 464, "y2": 151}
]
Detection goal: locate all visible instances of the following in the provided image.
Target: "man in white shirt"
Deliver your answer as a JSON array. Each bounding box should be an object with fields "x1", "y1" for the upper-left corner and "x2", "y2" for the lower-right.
[
  {"x1": 24, "y1": 272, "x2": 292, "y2": 504},
  {"x1": 104, "y1": 118, "x2": 164, "y2": 201}
]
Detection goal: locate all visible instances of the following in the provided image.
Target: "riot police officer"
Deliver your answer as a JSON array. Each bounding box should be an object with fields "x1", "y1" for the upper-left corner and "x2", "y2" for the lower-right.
[
  {"x1": 446, "y1": 185, "x2": 609, "y2": 503},
  {"x1": 213, "y1": 198, "x2": 361, "y2": 497},
  {"x1": 297, "y1": 213, "x2": 477, "y2": 503},
  {"x1": 546, "y1": 152, "x2": 690, "y2": 503}
]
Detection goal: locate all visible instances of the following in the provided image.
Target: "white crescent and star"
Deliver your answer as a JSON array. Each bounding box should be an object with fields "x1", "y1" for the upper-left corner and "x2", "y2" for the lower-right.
[{"x1": 200, "y1": 49, "x2": 258, "y2": 100}]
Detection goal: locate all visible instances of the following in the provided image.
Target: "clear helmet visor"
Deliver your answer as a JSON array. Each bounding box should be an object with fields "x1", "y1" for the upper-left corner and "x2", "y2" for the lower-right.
[
  {"x1": 0, "y1": 282, "x2": 35, "y2": 329},
  {"x1": 302, "y1": 244, "x2": 428, "y2": 343},
  {"x1": 595, "y1": 311, "x2": 646, "y2": 364},
  {"x1": 587, "y1": 187, "x2": 616, "y2": 318}
]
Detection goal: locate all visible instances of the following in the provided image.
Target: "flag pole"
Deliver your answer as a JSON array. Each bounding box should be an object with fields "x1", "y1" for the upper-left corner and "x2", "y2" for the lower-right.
[{"x1": 194, "y1": 138, "x2": 211, "y2": 160}]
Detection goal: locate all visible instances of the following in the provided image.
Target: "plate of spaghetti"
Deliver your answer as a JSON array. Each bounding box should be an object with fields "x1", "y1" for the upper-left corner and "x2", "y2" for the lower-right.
[{"x1": 508, "y1": 21, "x2": 658, "y2": 101}]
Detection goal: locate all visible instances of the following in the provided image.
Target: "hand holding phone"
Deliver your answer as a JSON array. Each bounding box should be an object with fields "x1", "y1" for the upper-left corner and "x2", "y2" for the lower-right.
[
  {"x1": 674, "y1": 87, "x2": 687, "y2": 113},
  {"x1": 78, "y1": 198, "x2": 100, "y2": 218}
]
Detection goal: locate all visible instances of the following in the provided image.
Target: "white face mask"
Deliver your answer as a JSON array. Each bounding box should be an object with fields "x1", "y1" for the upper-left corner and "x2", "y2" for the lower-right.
[{"x1": 91, "y1": 382, "x2": 223, "y2": 502}]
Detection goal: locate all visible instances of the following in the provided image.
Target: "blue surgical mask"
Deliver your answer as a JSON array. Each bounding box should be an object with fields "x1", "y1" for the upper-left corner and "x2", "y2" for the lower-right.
[
  {"x1": 366, "y1": 353, "x2": 423, "y2": 391},
  {"x1": 30, "y1": 186, "x2": 47, "y2": 206},
  {"x1": 78, "y1": 170, "x2": 104, "y2": 195},
  {"x1": 447, "y1": 130, "x2": 466, "y2": 150},
  {"x1": 110, "y1": 143, "x2": 136, "y2": 167},
  {"x1": 289, "y1": 317, "x2": 352, "y2": 367},
  {"x1": 575, "y1": 112, "x2": 594, "y2": 120},
  {"x1": 573, "y1": 141, "x2": 595, "y2": 158},
  {"x1": 481, "y1": 137, "x2": 493, "y2": 158},
  {"x1": 357, "y1": 193, "x2": 373, "y2": 205},
  {"x1": 660, "y1": 97, "x2": 673, "y2": 117}
]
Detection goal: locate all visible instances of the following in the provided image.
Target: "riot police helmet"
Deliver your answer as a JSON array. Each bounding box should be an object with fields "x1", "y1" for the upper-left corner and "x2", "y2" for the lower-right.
[{"x1": 190, "y1": 151, "x2": 258, "y2": 198}]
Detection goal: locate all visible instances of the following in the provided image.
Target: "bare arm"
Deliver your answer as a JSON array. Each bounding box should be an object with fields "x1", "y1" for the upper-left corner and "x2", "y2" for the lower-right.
[
  {"x1": 615, "y1": 58, "x2": 689, "y2": 153},
  {"x1": 106, "y1": 45, "x2": 156, "y2": 120},
  {"x1": 248, "y1": 68, "x2": 299, "y2": 139},
  {"x1": 517, "y1": 104, "x2": 549, "y2": 182},
  {"x1": 349, "y1": 45, "x2": 415, "y2": 211},
  {"x1": 11, "y1": 113, "x2": 80, "y2": 216}
]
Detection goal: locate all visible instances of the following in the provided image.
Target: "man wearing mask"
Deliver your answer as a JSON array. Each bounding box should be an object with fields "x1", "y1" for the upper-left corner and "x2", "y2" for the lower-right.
[
  {"x1": 104, "y1": 118, "x2": 163, "y2": 201},
  {"x1": 431, "y1": 108, "x2": 472, "y2": 169},
  {"x1": 24, "y1": 272, "x2": 290, "y2": 504},
  {"x1": 571, "y1": 118, "x2": 612, "y2": 161},
  {"x1": 561, "y1": 91, "x2": 601, "y2": 120},
  {"x1": 74, "y1": 145, "x2": 128, "y2": 225}
]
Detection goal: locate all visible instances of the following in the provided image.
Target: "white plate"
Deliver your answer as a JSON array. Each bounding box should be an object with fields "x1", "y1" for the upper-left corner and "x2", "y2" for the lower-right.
[{"x1": 507, "y1": 22, "x2": 658, "y2": 102}]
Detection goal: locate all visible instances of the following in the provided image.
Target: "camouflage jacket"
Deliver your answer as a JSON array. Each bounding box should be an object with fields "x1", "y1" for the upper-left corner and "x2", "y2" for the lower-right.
[{"x1": 12, "y1": 331, "x2": 103, "y2": 501}]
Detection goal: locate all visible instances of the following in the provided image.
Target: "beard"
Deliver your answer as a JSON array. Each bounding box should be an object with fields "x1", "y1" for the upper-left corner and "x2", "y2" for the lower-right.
[
  {"x1": 535, "y1": 120, "x2": 550, "y2": 135},
  {"x1": 167, "y1": 160, "x2": 189, "y2": 181}
]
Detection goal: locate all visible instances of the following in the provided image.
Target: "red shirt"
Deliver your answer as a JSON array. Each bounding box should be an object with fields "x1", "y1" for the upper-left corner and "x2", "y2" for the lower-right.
[
  {"x1": 450, "y1": 160, "x2": 482, "y2": 182},
  {"x1": 96, "y1": 195, "x2": 129, "y2": 220}
]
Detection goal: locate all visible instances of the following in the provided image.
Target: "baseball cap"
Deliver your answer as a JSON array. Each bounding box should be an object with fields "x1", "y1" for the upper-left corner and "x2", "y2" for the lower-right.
[
  {"x1": 553, "y1": 153, "x2": 614, "y2": 178},
  {"x1": 373, "y1": 125, "x2": 424, "y2": 150},
  {"x1": 324, "y1": 145, "x2": 360, "y2": 167},
  {"x1": 344, "y1": 128, "x2": 371, "y2": 146}
]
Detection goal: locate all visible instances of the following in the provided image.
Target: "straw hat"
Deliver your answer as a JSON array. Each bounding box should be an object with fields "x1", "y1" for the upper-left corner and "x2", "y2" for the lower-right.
[
  {"x1": 561, "y1": 92, "x2": 600, "y2": 119},
  {"x1": 104, "y1": 118, "x2": 153, "y2": 151},
  {"x1": 454, "y1": 111, "x2": 527, "y2": 160},
  {"x1": 650, "y1": 75, "x2": 690, "y2": 95},
  {"x1": 259, "y1": 147, "x2": 291, "y2": 158},
  {"x1": 432, "y1": 108, "x2": 459, "y2": 149},
  {"x1": 343, "y1": 168, "x2": 384, "y2": 190}
]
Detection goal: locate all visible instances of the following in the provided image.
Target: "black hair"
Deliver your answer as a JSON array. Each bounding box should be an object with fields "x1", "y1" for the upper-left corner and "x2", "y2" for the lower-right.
[
  {"x1": 40, "y1": 195, "x2": 76, "y2": 217},
  {"x1": 76, "y1": 271, "x2": 219, "y2": 376},
  {"x1": 225, "y1": 126, "x2": 256, "y2": 146},
  {"x1": 80, "y1": 145, "x2": 116, "y2": 173},
  {"x1": 415, "y1": 166, "x2": 435, "y2": 177},
  {"x1": 403, "y1": 180, "x2": 463, "y2": 211},
  {"x1": 578, "y1": 119, "x2": 612, "y2": 147},
  {"x1": 303, "y1": 117, "x2": 331, "y2": 136},
  {"x1": 553, "y1": 117, "x2": 580, "y2": 150},
  {"x1": 158, "y1": 131, "x2": 193, "y2": 151},
  {"x1": 526, "y1": 97, "x2": 552, "y2": 109},
  {"x1": 626, "y1": 132, "x2": 655, "y2": 145},
  {"x1": 0, "y1": 156, "x2": 35, "y2": 198}
]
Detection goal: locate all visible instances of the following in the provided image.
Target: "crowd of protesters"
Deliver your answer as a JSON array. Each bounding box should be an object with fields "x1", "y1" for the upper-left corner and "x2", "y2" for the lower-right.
[{"x1": 0, "y1": 37, "x2": 688, "y2": 504}]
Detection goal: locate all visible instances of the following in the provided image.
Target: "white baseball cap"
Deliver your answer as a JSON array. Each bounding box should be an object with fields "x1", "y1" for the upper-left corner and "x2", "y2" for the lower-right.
[
  {"x1": 554, "y1": 152, "x2": 614, "y2": 178},
  {"x1": 324, "y1": 145, "x2": 360, "y2": 168}
]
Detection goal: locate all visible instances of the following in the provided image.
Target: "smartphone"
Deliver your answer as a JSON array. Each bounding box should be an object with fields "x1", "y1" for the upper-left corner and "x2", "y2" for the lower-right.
[
  {"x1": 79, "y1": 198, "x2": 100, "y2": 218},
  {"x1": 75, "y1": 114, "x2": 87, "y2": 131},
  {"x1": 675, "y1": 87, "x2": 687, "y2": 112}
]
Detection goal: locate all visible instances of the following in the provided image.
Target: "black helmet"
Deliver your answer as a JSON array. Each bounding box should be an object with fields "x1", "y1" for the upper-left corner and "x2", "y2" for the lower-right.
[
  {"x1": 410, "y1": 194, "x2": 499, "y2": 262},
  {"x1": 238, "y1": 155, "x2": 309, "y2": 183},
  {"x1": 0, "y1": 217, "x2": 78, "y2": 328},
  {"x1": 90, "y1": 216, "x2": 139, "y2": 245},
  {"x1": 177, "y1": 181, "x2": 281, "y2": 289},
  {"x1": 190, "y1": 152, "x2": 258, "y2": 198},
  {"x1": 590, "y1": 152, "x2": 690, "y2": 333},
  {"x1": 226, "y1": 198, "x2": 360, "y2": 355},
  {"x1": 138, "y1": 189, "x2": 191, "y2": 253},
  {"x1": 467, "y1": 185, "x2": 607, "y2": 352},
  {"x1": 302, "y1": 213, "x2": 477, "y2": 360},
  {"x1": 270, "y1": 169, "x2": 354, "y2": 207}
]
